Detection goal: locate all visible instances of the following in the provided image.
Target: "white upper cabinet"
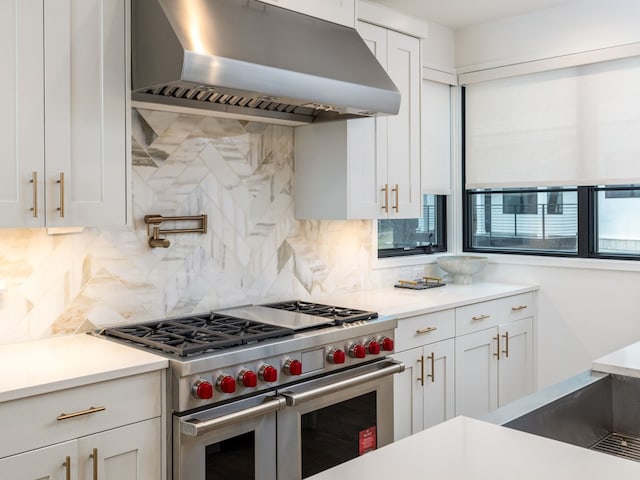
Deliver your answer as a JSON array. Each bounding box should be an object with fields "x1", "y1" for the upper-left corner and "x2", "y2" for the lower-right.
[
  {"x1": 256, "y1": 0, "x2": 356, "y2": 27},
  {"x1": 294, "y1": 22, "x2": 421, "y2": 220},
  {"x1": 0, "y1": 0, "x2": 128, "y2": 228},
  {"x1": 382, "y1": 26, "x2": 421, "y2": 218},
  {"x1": 0, "y1": 0, "x2": 45, "y2": 227}
]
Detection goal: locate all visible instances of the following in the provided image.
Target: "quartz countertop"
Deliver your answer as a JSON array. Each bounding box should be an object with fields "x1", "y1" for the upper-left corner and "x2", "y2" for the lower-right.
[
  {"x1": 309, "y1": 416, "x2": 640, "y2": 479},
  {"x1": 0, "y1": 334, "x2": 167, "y2": 403},
  {"x1": 592, "y1": 340, "x2": 640, "y2": 378},
  {"x1": 319, "y1": 282, "x2": 537, "y2": 319}
]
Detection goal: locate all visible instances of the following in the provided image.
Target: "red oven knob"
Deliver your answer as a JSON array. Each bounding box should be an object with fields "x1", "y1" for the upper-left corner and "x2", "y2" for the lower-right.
[
  {"x1": 238, "y1": 369, "x2": 258, "y2": 388},
  {"x1": 366, "y1": 340, "x2": 381, "y2": 355},
  {"x1": 349, "y1": 343, "x2": 366, "y2": 359},
  {"x1": 216, "y1": 375, "x2": 236, "y2": 394},
  {"x1": 381, "y1": 337, "x2": 394, "y2": 352},
  {"x1": 192, "y1": 379, "x2": 214, "y2": 400},
  {"x1": 283, "y1": 358, "x2": 302, "y2": 376},
  {"x1": 327, "y1": 349, "x2": 346, "y2": 364},
  {"x1": 259, "y1": 365, "x2": 278, "y2": 383}
]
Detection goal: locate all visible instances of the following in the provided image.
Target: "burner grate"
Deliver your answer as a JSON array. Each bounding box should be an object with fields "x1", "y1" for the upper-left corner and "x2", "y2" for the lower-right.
[
  {"x1": 262, "y1": 301, "x2": 377, "y2": 324},
  {"x1": 102, "y1": 313, "x2": 294, "y2": 357}
]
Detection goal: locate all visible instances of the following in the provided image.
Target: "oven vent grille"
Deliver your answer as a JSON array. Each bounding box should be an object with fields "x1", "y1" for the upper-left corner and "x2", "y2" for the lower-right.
[
  {"x1": 136, "y1": 84, "x2": 325, "y2": 120},
  {"x1": 590, "y1": 432, "x2": 640, "y2": 462}
]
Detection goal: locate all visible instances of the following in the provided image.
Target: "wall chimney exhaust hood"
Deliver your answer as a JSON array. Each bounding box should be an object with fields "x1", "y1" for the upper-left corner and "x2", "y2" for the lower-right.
[{"x1": 131, "y1": 0, "x2": 401, "y2": 125}]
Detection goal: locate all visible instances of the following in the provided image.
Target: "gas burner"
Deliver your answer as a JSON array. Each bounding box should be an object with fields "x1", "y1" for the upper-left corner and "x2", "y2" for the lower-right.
[
  {"x1": 101, "y1": 313, "x2": 294, "y2": 357},
  {"x1": 261, "y1": 301, "x2": 378, "y2": 324}
]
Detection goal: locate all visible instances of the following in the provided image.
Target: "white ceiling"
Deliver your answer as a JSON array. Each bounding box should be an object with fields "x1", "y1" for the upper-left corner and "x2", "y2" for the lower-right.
[{"x1": 369, "y1": 0, "x2": 578, "y2": 29}]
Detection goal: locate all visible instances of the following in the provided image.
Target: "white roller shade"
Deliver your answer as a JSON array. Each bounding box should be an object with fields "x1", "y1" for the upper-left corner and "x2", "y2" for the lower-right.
[
  {"x1": 465, "y1": 56, "x2": 640, "y2": 189},
  {"x1": 422, "y1": 79, "x2": 452, "y2": 194}
]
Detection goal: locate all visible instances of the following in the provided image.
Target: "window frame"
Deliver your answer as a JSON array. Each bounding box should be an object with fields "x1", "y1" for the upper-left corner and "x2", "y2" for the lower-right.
[{"x1": 377, "y1": 195, "x2": 448, "y2": 258}]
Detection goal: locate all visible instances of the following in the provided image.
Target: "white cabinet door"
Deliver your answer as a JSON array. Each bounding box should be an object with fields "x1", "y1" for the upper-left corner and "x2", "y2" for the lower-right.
[
  {"x1": 0, "y1": 441, "x2": 77, "y2": 480},
  {"x1": 0, "y1": 0, "x2": 45, "y2": 227},
  {"x1": 256, "y1": 0, "x2": 355, "y2": 27},
  {"x1": 455, "y1": 328, "x2": 499, "y2": 417},
  {"x1": 385, "y1": 30, "x2": 421, "y2": 219},
  {"x1": 498, "y1": 317, "x2": 534, "y2": 407},
  {"x1": 78, "y1": 419, "x2": 162, "y2": 480},
  {"x1": 392, "y1": 348, "x2": 423, "y2": 441},
  {"x1": 422, "y1": 338, "x2": 455, "y2": 430},
  {"x1": 44, "y1": 0, "x2": 127, "y2": 227},
  {"x1": 392, "y1": 338, "x2": 454, "y2": 441}
]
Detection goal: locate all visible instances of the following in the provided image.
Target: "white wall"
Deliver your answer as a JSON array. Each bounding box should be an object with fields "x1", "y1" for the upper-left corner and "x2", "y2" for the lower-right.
[{"x1": 456, "y1": 0, "x2": 640, "y2": 72}]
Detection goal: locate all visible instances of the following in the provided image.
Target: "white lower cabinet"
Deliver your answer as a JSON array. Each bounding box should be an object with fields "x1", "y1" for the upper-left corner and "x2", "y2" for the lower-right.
[
  {"x1": 393, "y1": 290, "x2": 536, "y2": 439},
  {"x1": 0, "y1": 441, "x2": 76, "y2": 480},
  {"x1": 0, "y1": 371, "x2": 164, "y2": 480},
  {"x1": 393, "y1": 339, "x2": 455, "y2": 441},
  {"x1": 0, "y1": 419, "x2": 160, "y2": 480},
  {"x1": 455, "y1": 295, "x2": 535, "y2": 418}
]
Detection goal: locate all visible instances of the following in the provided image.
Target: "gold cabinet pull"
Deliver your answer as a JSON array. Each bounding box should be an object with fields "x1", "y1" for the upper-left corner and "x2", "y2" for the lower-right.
[
  {"x1": 381, "y1": 184, "x2": 389, "y2": 213},
  {"x1": 90, "y1": 448, "x2": 99, "y2": 480},
  {"x1": 63, "y1": 456, "x2": 71, "y2": 480},
  {"x1": 416, "y1": 326, "x2": 437, "y2": 335},
  {"x1": 392, "y1": 184, "x2": 399, "y2": 213},
  {"x1": 511, "y1": 305, "x2": 528, "y2": 312},
  {"x1": 472, "y1": 314, "x2": 491, "y2": 321},
  {"x1": 493, "y1": 335, "x2": 500, "y2": 360},
  {"x1": 502, "y1": 331, "x2": 510, "y2": 358},
  {"x1": 427, "y1": 352, "x2": 435, "y2": 383},
  {"x1": 417, "y1": 355, "x2": 425, "y2": 386},
  {"x1": 56, "y1": 172, "x2": 65, "y2": 217},
  {"x1": 57, "y1": 405, "x2": 106, "y2": 421},
  {"x1": 30, "y1": 172, "x2": 38, "y2": 218}
]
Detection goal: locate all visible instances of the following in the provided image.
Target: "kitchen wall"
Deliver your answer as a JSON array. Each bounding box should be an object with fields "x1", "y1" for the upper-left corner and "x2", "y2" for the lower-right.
[{"x1": 0, "y1": 109, "x2": 413, "y2": 345}]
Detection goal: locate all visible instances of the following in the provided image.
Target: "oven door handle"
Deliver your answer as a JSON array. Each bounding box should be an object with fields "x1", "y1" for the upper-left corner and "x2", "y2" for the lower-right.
[
  {"x1": 280, "y1": 360, "x2": 404, "y2": 407},
  {"x1": 180, "y1": 397, "x2": 287, "y2": 437}
]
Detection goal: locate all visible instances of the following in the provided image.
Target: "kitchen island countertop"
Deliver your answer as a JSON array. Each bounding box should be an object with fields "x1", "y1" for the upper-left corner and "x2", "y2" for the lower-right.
[
  {"x1": 309, "y1": 415, "x2": 640, "y2": 479},
  {"x1": 0, "y1": 333, "x2": 167, "y2": 402},
  {"x1": 592, "y1": 340, "x2": 640, "y2": 378}
]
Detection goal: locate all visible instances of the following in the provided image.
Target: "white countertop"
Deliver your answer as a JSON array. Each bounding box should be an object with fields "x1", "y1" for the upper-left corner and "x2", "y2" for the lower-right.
[
  {"x1": 592, "y1": 340, "x2": 640, "y2": 378},
  {"x1": 319, "y1": 282, "x2": 537, "y2": 318},
  {"x1": 0, "y1": 334, "x2": 167, "y2": 403},
  {"x1": 309, "y1": 416, "x2": 640, "y2": 480}
]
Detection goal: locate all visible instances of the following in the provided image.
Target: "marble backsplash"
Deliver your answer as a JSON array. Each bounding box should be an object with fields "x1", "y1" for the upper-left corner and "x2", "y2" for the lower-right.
[{"x1": 0, "y1": 110, "x2": 420, "y2": 344}]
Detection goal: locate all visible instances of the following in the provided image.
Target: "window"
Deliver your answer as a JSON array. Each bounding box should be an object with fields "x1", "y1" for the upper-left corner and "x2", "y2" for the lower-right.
[
  {"x1": 378, "y1": 194, "x2": 447, "y2": 257},
  {"x1": 462, "y1": 56, "x2": 640, "y2": 261},
  {"x1": 467, "y1": 188, "x2": 578, "y2": 254},
  {"x1": 464, "y1": 185, "x2": 640, "y2": 259},
  {"x1": 596, "y1": 185, "x2": 640, "y2": 256}
]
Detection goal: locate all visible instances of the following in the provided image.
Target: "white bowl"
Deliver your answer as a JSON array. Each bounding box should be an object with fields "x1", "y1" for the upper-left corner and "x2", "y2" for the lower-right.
[{"x1": 436, "y1": 255, "x2": 488, "y2": 284}]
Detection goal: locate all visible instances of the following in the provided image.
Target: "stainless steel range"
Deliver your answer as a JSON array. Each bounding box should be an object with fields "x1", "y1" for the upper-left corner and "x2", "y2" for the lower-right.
[{"x1": 99, "y1": 300, "x2": 402, "y2": 480}]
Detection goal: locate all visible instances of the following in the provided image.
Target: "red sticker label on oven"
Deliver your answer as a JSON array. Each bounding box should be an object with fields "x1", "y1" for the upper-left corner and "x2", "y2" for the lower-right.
[{"x1": 359, "y1": 426, "x2": 377, "y2": 456}]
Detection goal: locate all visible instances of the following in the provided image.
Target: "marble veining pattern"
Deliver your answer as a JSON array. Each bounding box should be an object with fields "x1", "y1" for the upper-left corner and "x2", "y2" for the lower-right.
[{"x1": 0, "y1": 110, "x2": 424, "y2": 344}]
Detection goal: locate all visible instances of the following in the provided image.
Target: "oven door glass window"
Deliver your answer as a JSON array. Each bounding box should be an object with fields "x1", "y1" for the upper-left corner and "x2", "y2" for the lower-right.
[
  {"x1": 205, "y1": 431, "x2": 255, "y2": 480},
  {"x1": 301, "y1": 392, "x2": 377, "y2": 478}
]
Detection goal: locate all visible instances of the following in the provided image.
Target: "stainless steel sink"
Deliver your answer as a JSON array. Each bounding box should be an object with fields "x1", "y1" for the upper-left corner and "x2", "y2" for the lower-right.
[{"x1": 482, "y1": 370, "x2": 640, "y2": 462}]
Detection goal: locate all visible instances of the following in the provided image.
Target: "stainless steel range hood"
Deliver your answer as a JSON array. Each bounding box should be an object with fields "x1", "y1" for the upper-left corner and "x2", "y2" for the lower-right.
[{"x1": 131, "y1": 0, "x2": 401, "y2": 125}]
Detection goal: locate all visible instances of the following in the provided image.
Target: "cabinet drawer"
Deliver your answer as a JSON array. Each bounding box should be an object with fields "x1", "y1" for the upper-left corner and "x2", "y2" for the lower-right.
[
  {"x1": 0, "y1": 371, "x2": 162, "y2": 459},
  {"x1": 455, "y1": 300, "x2": 499, "y2": 336},
  {"x1": 395, "y1": 310, "x2": 455, "y2": 352},
  {"x1": 498, "y1": 292, "x2": 535, "y2": 324}
]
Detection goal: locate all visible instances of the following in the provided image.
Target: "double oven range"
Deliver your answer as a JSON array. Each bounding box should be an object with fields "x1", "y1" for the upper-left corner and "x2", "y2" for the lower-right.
[{"x1": 99, "y1": 300, "x2": 403, "y2": 480}]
